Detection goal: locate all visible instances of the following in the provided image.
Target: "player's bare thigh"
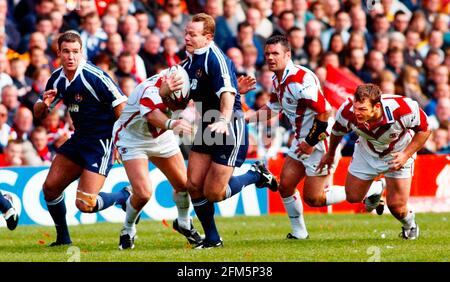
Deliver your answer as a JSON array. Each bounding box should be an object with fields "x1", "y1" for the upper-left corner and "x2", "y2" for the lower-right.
[
  {"x1": 385, "y1": 177, "x2": 412, "y2": 219},
  {"x1": 203, "y1": 161, "x2": 235, "y2": 202},
  {"x1": 345, "y1": 173, "x2": 374, "y2": 203},
  {"x1": 122, "y1": 158, "x2": 153, "y2": 208},
  {"x1": 150, "y1": 152, "x2": 187, "y2": 193},
  {"x1": 43, "y1": 153, "x2": 83, "y2": 201},
  {"x1": 186, "y1": 151, "x2": 212, "y2": 198},
  {"x1": 279, "y1": 156, "x2": 306, "y2": 198}
]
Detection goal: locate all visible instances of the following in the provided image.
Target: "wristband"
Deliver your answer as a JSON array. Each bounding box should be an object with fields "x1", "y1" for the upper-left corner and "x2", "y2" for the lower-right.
[
  {"x1": 305, "y1": 118, "x2": 328, "y2": 147},
  {"x1": 165, "y1": 119, "x2": 175, "y2": 130}
]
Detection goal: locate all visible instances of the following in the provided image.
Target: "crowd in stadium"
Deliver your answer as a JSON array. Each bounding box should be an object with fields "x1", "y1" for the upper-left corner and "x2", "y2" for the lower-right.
[{"x1": 0, "y1": 0, "x2": 449, "y2": 167}]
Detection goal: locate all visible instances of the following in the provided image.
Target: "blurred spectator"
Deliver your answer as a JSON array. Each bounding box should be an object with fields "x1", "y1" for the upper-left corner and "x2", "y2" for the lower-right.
[
  {"x1": 395, "y1": 65, "x2": 429, "y2": 108},
  {"x1": 1, "y1": 85, "x2": 19, "y2": 126},
  {"x1": 372, "y1": 33, "x2": 390, "y2": 55},
  {"x1": 162, "y1": 36, "x2": 184, "y2": 67},
  {"x1": 42, "y1": 109, "x2": 69, "y2": 149},
  {"x1": 103, "y1": 32, "x2": 123, "y2": 69},
  {"x1": 21, "y1": 66, "x2": 51, "y2": 112},
  {"x1": 0, "y1": 103, "x2": 12, "y2": 153},
  {"x1": 80, "y1": 12, "x2": 107, "y2": 61},
  {"x1": 428, "y1": 97, "x2": 450, "y2": 130},
  {"x1": 115, "y1": 51, "x2": 139, "y2": 84},
  {"x1": 304, "y1": 36, "x2": 323, "y2": 70},
  {"x1": 432, "y1": 13, "x2": 450, "y2": 48},
  {"x1": 291, "y1": 0, "x2": 314, "y2": 30},
  {"x1": 328, "y1": 33, "x2": 346, "y2": 65},
  {"x1": 321, "y1": 10, "x2": 351, "y2": 51},
  {"x1": 10, "y1": 58, "x2": 32, "y2": 98},
  {"x1": 215, "y1": 0, "x2": 240, "y2": 50},
  {"x1": 119, "y1": 75, "x2": 137, "y2": 97},
  {"x1": 404, "y1": 30, "x2": 423, "y2": 69},
  {"x1": 123, "y1": 33, "x2": 147, "y2": 82},
  {"x1": 349, "y1": 8, "x2": 372, "y2": 50},
  {"x1": 241, "y1": 44, "x2": 258, "y2": 78},
  {"x1": 0, "y1": 0, "x2": 20, "y2": 51},
  {"x1": 30, "y1": 126, "x2": 54, "y2": 164},
  {"x1": 153, "y1": 11, "x2": 181, "y2": 45},
  {"x1": 0, "y1": 53, "x2": 13, "y2": 93},
  {"x1": 25, "y1": 47, "x2": 51, "y2": 78},
  {"x1": 102, "y1": 15, "x2": 119, "y2": 37},
  {"x1": 164, "y1": 0, "x2": 191, "y2": 45},
  {"x1": 224, "y1": 21, "x2": 264, "y2": 67},
  {"x1": 134, "y1": 9, "x2": 152, "y2": 39},
  {"x1": 11, "y1": 106, "x2": 34, "y2": 141},
  {"x1": 288, "y1": 27, "x2": 307, "y2": 66},
  {"x1": 364, "y1": 50, "x2": 386, "y2": 83},
  {"x1": 419, "y1": 29, "x2": 445, "y2": 58},
  {"x1": 0, "y1": 139, "x2": 23, "y2": 166},
  {"x1": 305, "y1": 19, "x2": 322, "y2": 39},
  {"x1": 17, "y1": 0, "x2": 54, "y2": 36},
  {"x1": 424, "y1": 83, "x2": 450, "y2": 116},
  {"x1": 348, "y1": 48, "x2": 371, "y2": 82},
  {"x1": 432, "y1": 125, "x2": 450, "y2": 154},
  {"x1": 392, "y1": 10, "x2": 411, "y2": 33},
  {"x1": 119, "y1": 14, "x2": 139, "y2": 37},
  {"x1": 226, "y1": 47, "x2": 246, "y2": 76},
  {"x1": 139, "y1": 33, "x2": 166, "y2": 77},
  {"x1": 386, "y1": 47, "x2": 405, "y2": 78},
  {"x1": 246, "y1": 7, "x2": 273, "y2": 40},
  {"x1": 272, "y1": 10, "x2": 296, "y2": 37}
]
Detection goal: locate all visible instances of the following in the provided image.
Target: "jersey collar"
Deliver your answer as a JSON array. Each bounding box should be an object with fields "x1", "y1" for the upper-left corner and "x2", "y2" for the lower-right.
[
  {"x1": 279, "y1": 60, "x2": 296, "y2": 84},
  {"x1": 59, "y1": 58, "x2": 87, "y2": 86}
]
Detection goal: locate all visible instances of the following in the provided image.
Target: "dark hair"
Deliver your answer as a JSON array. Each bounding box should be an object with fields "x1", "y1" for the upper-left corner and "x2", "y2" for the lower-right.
[
  {"x1": 265, "y1": 35, "x2": 291, "y2": 52},
  {"x1": 354, "y1": 84, "x2": 382, "y2": 105},
  {"x1": 57, "y1": 31, "x2": 82, "y2": 50},
  {"x1": 237, "y1": 21, "x2": 253, "y2": 33}
]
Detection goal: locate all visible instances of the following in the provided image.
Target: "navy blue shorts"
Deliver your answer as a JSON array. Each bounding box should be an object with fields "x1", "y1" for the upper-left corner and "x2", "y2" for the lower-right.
[
  {"x1": 57, "y1": 135, "x2": 114, "y2": 176},
  {"x1": 191, "y1": 116, "x2": 248, "y2": 167}
]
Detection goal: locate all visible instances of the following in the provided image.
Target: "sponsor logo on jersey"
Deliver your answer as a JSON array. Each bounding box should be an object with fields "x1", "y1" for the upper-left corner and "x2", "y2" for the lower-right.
[
  {"x1": 196, "y1": 69, "x2": 202, "y2": 78},
  {"x1": 75, "y1": 93, "x2": 83, "y2": 102}
]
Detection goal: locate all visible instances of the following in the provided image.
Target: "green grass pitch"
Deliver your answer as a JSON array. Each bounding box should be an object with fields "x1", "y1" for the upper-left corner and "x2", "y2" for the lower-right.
[{"x1": 1, "y1": 213, "x2": 449, "y2": 262}]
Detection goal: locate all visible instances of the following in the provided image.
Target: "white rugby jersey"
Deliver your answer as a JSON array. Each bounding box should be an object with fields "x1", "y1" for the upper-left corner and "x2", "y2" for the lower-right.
[
  {"x1": 332, "y1": 94, "x2": 429, "y2": 158},
  {"x1": 267, "y1": 60, "x2": 332, "y2": 151},
  {"x1": 113, "y1": 74, "x2": 170, "y2": 144}
]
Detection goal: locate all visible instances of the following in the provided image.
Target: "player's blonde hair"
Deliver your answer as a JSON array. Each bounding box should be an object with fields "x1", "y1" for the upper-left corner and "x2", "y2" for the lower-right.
[{"x1": 192, "y1": 13, "x2": 215, "y2": 36}]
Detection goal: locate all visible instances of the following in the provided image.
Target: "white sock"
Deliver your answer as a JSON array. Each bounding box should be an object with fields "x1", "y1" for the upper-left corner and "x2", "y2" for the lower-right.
[
  {"x1": 399, "y1": 210, "x2": 417, "y2": 229},
  {"x1": 123, "y1": 198, "x2": 140, "y2": 236},
  {"x1": 325, "y1": 185, "x2": 347, "y2": 205},
  {"x1": 282, "y1": 191, "x2": 308, "y2": 238},
  {"x1": 173, "y1": 191, "x2": 191, "y2": 229},
  {"x1": 366, "y1": 180, "x2": 384, "y2": 197}
]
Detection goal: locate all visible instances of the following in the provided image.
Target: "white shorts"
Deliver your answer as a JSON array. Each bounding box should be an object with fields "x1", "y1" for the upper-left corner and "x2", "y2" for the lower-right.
[
  {"x1": 287, "y1": 138, "x2": 338, "y2": 177},
  {"x1": 116, "y1": 130, "x2": 181, "y2": 161},
  {"x1": 348, "y1": 142, "x2": 415, "y2": 180}
]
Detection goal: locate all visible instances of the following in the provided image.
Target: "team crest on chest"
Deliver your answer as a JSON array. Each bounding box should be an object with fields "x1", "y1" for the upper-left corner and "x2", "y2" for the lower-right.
[
  {"x1": 389, "y1": 133, "x2": 398, "y2": 138},
  {"x1": 286, "y1": 97, "x2": 294, "y2": 104},
  {"x1": 74, "y1": 93, "x2": 83, "y2": 102},
  {"x1": 195, "y1": 69, "x2": 202, "y2": 78}
]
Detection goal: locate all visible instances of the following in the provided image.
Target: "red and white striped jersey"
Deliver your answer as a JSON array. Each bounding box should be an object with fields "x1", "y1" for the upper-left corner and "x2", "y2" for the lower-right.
[
  {"x1": 267, "y1": 60, "x2": 331, "y2": 150},
  {"x1": 114, "y1": 74, "x2": 169, "y2": 144},
  {"x1": 332, "y1": 94, "x2": 429, "y2": 158}
]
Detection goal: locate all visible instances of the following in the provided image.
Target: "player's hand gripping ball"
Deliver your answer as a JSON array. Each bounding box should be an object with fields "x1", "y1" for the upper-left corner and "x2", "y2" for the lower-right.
[{"x1": 168, "y1": 65, "x2": 190, "y2": 103}]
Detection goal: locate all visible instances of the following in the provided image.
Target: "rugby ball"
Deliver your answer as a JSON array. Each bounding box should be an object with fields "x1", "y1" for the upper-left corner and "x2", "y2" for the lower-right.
[{"x1": 166, "y1": 65, "x2": 190, "y2": 103}]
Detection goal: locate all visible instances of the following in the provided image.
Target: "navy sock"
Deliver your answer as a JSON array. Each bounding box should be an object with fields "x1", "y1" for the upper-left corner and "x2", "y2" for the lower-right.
[
  {"x1": 192, "y1": 197, "x2": 220, "y2": 244},
  {"x1": 94, "y1": 189, "x2": 130, "y2": 212},
  {"x1": 225, "y1": 170, "x2": 260, "y2": 199},
  {"x1": 46, "y1": 194, "x2": 71, "y2": 243},
  {"x1": 0, "y1": 193, "x2": 12, "y2": 213}
]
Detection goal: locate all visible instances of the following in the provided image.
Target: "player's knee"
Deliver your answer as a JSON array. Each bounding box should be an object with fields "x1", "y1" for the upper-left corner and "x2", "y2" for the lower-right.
[
  {"x1": 186, "y1": 180, "x2": 202, "y2": 197},
  {"x1": 133, "y1": 189, "x2": 152, "y2": 203},
  {"x1": 43, "y1": 182, "x2": 60, "y2": 201},
  {"x1": 76, "y1": 190, "x2": 97, "y2": 213},
  {"x1": 204, "y1": 189, "x2": 225, "y2": 202},
  {"x1": 346, "y1": 192, "x2": 364, "y2": 203},
  {"x1": 303, "y1": 194, "x2": 323, "y2": 207},
  {"x1": 387, "y1": 203, "x2": 407, "y2": 218},
  {"x1": 75, "y1": 199, "x2": 96, "y2": 213}
]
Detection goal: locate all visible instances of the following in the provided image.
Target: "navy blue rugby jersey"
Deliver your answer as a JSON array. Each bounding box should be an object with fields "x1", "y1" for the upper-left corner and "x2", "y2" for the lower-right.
[
  {"x1": 182, "y1": 42, "x2": 242, "y2": 119},
  {"x1": 44, "y1": 59, "x2": 127, "y2": 139}
]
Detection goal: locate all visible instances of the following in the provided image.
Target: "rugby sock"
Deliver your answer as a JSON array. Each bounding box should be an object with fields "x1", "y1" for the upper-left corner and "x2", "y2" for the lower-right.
[
  {"x1": 0, "y1": 193, "x2": 12, "y2": 214},
  {"x1": 123, "y1": 198, "x2": 140, "y2": 237},
  {"x1": 365, "y1": 180, "x2": 384, "y2": 197},
  {"x1": 282, "y1": 191, "x2": 309, "y2": 239},
  {"x1": 400, "y1": 210, "x2": 417, "y2": 229},
  {"x1": 94, "y1": 188, "x2": 130, "y2": 212},
  {"x1": 173, "y1": 191, "x2": 191, "y2": 229},
  {"x1": 192, "y1": 197, "x2": 220, "y2": 244},
  {"x1": 46, "y1": 194, "x2": 71, "y2": 243},
  {"x1": 325, "y1": 185, "x2": 347, "y2": 205},
  {"x1": 225, "y1": 170, "x2": 260, "y2": 199}
]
